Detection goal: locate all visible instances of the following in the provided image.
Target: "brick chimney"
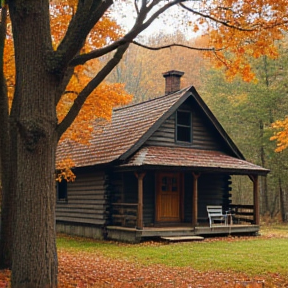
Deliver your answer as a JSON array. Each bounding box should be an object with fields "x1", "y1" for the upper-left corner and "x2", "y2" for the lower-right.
[{"x1": 163, "y1": 70, "x2": 184, "y2": 95}]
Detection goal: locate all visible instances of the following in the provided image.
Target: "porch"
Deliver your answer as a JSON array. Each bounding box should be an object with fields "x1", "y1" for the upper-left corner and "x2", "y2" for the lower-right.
[
  {"x1": 106, "y1": 223, "x2": 260, "y2": 243},
  {"x1": 108, "y1": 168, "x2": 261, "y2": 240},
  {"x1": 108, "y1": 202, "x2": 259, "y2": 242}
]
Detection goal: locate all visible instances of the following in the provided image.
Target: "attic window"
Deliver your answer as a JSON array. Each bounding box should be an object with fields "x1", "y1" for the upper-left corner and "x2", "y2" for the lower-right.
[
  {"x1": 176, "y1": 110, "x2": 192, "y2": 143},
  {"x1": 57, "y1": 180, "x2": 67, "y2": 202}
]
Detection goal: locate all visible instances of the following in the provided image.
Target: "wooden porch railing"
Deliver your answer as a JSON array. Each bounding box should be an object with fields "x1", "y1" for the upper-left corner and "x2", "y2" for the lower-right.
[
  {"x1": 111, "y1": 203, "x2": 138, "y2": 227},
  {"x1": 229, "y1": 204, "x2": 254, "y2": 224}
]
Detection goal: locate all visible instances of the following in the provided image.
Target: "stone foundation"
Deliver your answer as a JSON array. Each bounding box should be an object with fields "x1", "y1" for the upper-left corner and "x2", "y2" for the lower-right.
[{"x1": 56, "y1": 222, "x2": 104, "y2": 240}]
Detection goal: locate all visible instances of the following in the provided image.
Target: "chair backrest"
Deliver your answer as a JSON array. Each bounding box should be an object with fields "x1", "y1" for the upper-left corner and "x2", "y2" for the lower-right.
[{"x1": 207, "y1": 205, "x2": 223, "y2": 216}]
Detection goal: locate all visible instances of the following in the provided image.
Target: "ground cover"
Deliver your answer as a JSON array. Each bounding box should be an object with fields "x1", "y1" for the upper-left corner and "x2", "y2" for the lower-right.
[{"x1": 0, "y1": 224, "x2": 288, "y2": 287}]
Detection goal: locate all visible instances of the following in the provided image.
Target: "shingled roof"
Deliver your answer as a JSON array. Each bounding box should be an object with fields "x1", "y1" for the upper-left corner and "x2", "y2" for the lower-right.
[
  {"x1": 57, "y1": 86, "x2": 191, "y2": 167},
  {"x1": 120, "y1": 146, "x2": 269, "y2": 175},
  {"x1": 57, "y1": 85, "x2": 269, "y2": 175}
]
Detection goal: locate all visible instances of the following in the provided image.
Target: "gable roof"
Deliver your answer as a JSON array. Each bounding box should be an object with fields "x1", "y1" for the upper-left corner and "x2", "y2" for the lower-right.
[
  {"x1": 57, "y1": 86, "x2": 269, "y2": 175},
  {"x1": 58, "y1": 86, "x2": 191, "y2": 167}
]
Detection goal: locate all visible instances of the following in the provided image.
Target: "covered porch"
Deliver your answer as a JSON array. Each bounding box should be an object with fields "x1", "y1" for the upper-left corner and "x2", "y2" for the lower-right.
[{"x1": 107, "y1": 168, "x2": 263, "y2": 242}]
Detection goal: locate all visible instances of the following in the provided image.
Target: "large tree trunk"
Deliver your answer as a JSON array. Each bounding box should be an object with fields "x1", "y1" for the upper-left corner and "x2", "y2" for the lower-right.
[{"x1": 9, "y1": 0, "x2": 59, "y2": 287}]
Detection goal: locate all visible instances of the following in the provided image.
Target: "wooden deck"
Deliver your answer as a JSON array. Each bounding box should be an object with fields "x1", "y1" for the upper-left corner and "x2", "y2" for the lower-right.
[{"x1": 106, "y1": 224, "x2": 260, "y2": 242}]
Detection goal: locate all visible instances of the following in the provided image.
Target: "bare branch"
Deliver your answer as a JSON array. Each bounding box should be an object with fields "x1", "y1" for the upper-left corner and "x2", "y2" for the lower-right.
[
  {"x1": 140, "y1": 0, "x2": 185, "y2": 33},
  {"x1": 132, "y1": 40, "x2": 221, "y2": 52},
  {"x1": 134, "y1": 0, "x2": 140, "y2": 15},
  {"x1": 179, "y1": 3, "x2": 255, "y2": 32},
  {"x1": 56, "y1": 43, "x2": 130, "y2": 140},
  {"x1": 69, "y1": 39, "x2": 127, "y2": 67},
  {"x1": 70, "y1": 0, "x2": 186, "y2": 67}
]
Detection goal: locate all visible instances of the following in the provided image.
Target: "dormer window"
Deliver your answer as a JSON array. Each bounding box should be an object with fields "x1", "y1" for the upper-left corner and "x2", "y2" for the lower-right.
[{"x1": 176, "y1": 110, "x2": 192, "y2": 143}]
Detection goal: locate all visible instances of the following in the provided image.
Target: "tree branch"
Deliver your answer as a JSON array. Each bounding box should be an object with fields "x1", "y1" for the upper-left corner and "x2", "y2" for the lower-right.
[
  {"x1": 134, "y1": 0, "x2": 140, "y2": 15},
  {"x1": 179, "y1": 3, "x2": 255, "y2": 32},
  {"x1": 48, "y1": 0, "x2": 113, "y2": 76},
  {"x1": 132, "y1": 40, "x2": 221, "y2": 52},
  {"x1": 55, "y1": 66, "x2": 75, "y2": 105},
  {"x1": 69, "y1": 0, "x2": 186, "y2": 67},
  {"x1": 69, "y1": 39, "x2": 128, "y2": 67},
  {"x1": 56, "y1": 43, "x2": 130, "y2": 140}
]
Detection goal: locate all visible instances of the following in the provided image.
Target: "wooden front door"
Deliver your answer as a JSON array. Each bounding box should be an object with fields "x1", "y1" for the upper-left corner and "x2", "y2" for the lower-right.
[{"x1": 156, "y1": 173, "x2": 181, "y2": 222}]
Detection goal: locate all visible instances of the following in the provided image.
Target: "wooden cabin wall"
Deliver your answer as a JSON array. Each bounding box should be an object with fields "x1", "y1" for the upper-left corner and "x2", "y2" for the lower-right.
[
  {"x1": 197, "y1": 174, "x2": 231, "y2": 221},
  {"x1": 146, "y1": 114, "x2": 175, "y2": 147},
  {"x1": 110, "y1": 171, "x2": 156, "y2": 227},
  {"x1": 56, "y1": 170, "x2": 109, "y2": 226},
  {"x1": 146, "y1": 98, "x2": 229, "y2": 153},
  {"x1": 123, "y1": 172, "x2": 138, "y2": 203},
  {"x1": 183, "y1": 173, "x2": 231, "y2": 223},
  {"x1": 184, "y1": 172, "x2": 193, "y2": 222},
  {"x1": 110, "y1": 172, "x2": 124, "y2": 203},
  {"x1": 143, "y1": 172, "x2": 156, "y2": 226}
]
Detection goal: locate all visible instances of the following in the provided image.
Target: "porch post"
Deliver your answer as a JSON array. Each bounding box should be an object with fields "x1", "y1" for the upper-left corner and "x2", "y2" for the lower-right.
[
  {"x1": 252, "y1": 175, "x2": 260, "y2": 225},
  {"x1": 192, "y1": 172, "x2": 201, "y2": 227},
  {"x1": 135, "y1": 172, "x2": 146, "y2": 229}
]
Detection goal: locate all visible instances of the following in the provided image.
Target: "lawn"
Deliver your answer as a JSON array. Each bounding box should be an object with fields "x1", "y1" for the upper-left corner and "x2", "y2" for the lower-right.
[{"x1": 1, "y1": 224, "x2": 288, "y2": 287}]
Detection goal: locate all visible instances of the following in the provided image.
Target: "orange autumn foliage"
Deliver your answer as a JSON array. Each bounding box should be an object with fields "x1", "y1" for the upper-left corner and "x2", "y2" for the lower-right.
[
  {"x1": 197, "y1": 0, "x2": 284, "y2": 82},
  {"x1": 270, "y1": 119, "x2": 288, "y2": 152}
]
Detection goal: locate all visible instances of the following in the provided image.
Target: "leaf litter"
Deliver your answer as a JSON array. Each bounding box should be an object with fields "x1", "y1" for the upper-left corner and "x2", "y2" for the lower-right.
[{"x1": 1, "y1": 232, "x2": 288, "y2": 288}]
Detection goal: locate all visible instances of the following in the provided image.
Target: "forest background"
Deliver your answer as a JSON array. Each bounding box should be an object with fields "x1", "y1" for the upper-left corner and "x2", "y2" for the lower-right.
[{"x1": 106, "y1": 31, "x2": 288, "y2": 222}]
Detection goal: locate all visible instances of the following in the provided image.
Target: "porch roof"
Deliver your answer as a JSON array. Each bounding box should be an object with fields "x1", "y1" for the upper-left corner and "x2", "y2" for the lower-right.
[{"x1": 120, "y1": 146, "x2": 269, "y2": 175}]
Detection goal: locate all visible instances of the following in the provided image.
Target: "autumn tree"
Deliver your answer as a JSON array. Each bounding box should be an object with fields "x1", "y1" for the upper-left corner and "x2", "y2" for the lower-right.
[
  {"x1": 0, "y1": 0, "x2": 132, "y2": 272},
  {"x1": 1, "y1": 0, "x2": 288, "y2": 287}
]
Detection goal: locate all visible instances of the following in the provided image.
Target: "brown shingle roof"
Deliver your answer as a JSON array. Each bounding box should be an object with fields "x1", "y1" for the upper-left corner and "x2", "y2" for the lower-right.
[
  {"x1": 121, "y1": 146, "x2": 269, "y2": 175},
  {"x1": 57, "y1": 87, "x2": 191, "y2": 167}
]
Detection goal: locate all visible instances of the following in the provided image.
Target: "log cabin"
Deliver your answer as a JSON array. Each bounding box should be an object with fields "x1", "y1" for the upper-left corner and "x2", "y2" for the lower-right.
[{"x1": 56, "y1": 70, "x2": 269, "y2": 242}]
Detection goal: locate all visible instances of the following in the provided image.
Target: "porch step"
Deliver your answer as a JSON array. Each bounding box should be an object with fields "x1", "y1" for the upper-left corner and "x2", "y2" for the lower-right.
[{"x1": 161, "y1": 236, "x2": 204, "y2": 242}]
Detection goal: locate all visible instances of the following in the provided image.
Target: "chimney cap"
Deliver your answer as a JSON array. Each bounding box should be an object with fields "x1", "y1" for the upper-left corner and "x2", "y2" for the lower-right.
[{"x1": 162, "y1": 70, "x2": 184, "y2": 78}]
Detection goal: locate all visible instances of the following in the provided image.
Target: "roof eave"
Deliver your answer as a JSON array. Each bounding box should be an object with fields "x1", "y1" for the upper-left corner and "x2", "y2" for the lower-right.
[{"x1": 116, "y1": 163, "x2": 270, "y2": 176}]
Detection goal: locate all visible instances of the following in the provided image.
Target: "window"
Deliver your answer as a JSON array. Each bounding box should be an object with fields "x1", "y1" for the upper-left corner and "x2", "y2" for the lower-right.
[
  {"x1": 176, "y1": 110, "x2": 192, "y2": 142},
  {"x1": 57, "y1": 180, "x2": 67, "y2": 202}
]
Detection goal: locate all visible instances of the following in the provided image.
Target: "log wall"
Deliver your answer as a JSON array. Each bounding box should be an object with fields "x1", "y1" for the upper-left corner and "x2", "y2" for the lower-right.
[
  {"x1": 184, "y1": 173, "x2": 231, "y2": 223},
  {"x1": 56, "y1": 170, "x2": 109, "y2": 226},
  {"x1": 109, "y1": 171, "x2": 156, "y2": 227}
]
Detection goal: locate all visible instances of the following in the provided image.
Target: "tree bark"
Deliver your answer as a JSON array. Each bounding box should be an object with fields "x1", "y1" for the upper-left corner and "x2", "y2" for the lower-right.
[
  {"x1": 9, "y1": 0, "x2": 58, "y2": 287},
  {"x1": 279, "y1": 178, "x2": 286, "y2": 222}
]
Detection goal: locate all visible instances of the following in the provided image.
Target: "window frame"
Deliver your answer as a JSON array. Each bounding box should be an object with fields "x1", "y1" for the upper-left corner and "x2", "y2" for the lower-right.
[{"x1": 175, "y1": 109, "x2": 192, "y2": 143}]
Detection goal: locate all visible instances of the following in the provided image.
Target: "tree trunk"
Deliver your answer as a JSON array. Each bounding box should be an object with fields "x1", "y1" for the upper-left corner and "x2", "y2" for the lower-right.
[
  {"x1": 9, "y1": 1, "x2": 58, "y2": 287},
  {"x1": 279, "y1": 178, "x2": 286, "y2": 222},
  {"x1": 259, "y1": 119, "x2": 269, "y2": 215}
]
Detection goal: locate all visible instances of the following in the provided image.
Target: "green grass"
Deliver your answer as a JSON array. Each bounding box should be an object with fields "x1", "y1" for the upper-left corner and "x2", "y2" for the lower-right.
[{"x1": 57, "y1": 225, "x2": 288, "y2": 276}]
